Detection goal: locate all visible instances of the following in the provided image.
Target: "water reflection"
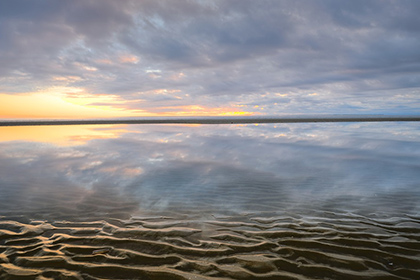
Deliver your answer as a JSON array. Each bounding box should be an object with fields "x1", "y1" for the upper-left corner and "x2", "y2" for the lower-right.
[
  {"x1": 1, "y1": 122, "x2": 419, "y2": 218},
  {"x1": 0, "y1": 124, "x2": 130, "y2": 146}
]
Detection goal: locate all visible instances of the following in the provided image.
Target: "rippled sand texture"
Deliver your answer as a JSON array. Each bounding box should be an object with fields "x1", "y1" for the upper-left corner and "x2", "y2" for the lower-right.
[{"x1": 1, "y1": 209, "x2": 420, "y2": 280}]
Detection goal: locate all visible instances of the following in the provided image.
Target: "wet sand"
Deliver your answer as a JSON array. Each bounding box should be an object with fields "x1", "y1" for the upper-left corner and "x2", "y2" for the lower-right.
[{"x1": 1, "y1": 195, "x2": 419, "y2": 280}]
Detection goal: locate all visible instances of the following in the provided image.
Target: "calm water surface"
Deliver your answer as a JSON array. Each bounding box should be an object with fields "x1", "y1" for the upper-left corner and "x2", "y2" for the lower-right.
[{"x1": 1, "y1": 123, "x2": 419, "y2": 279}]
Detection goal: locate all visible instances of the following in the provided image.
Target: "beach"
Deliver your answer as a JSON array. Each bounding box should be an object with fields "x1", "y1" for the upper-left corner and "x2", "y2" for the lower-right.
[
  {"x1": 1, "y1": 197, "x2": 419, "y2": 279},
  {"x1": 1, "y1": 122, "x2": 420, "y2": 279}
]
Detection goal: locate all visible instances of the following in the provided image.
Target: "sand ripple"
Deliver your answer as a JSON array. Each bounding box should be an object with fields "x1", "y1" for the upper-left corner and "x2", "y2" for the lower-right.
[{"x1": 1, "y1": 210, "x2": 420, "y2": 280}]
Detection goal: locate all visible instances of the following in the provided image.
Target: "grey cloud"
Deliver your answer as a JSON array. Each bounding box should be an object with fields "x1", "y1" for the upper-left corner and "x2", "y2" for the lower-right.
[
  {"x1": 0, "y1": 0, "x2": 133, "y2": 42},
  {"x1": 63, "y1": 1, "x2": 133, "y2": 42},
  {"x1": 121, "y1": 1, "x2": 297, "y2": 66},
  {"x1": 0, "y1": 1, "x2": 64, "y2": 21},
  {"x1": 0, "y1": 0, "x2": 133, "y2": 80}
]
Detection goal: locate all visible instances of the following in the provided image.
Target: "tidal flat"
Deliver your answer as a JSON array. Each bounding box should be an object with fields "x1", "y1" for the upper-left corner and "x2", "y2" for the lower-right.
[{"x1": 1, "y1": 122, "x2": 419, "y2": 279}]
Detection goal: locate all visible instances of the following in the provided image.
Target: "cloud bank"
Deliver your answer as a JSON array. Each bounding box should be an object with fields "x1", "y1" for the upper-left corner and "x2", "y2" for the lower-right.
[{"x1": 1, "y1": 0, "x2": 420, "y2": 115}]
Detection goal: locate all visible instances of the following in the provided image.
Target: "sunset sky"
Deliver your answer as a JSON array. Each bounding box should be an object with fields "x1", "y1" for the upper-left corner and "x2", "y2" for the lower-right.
[{"x1": 1, "y1": 0, "x2": 420, "y2": 119}]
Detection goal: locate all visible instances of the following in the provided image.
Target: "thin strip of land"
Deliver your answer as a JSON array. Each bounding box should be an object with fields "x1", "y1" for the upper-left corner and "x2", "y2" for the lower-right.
[{"x1": 1, "y1": 115, "x2": 420, "y2": 126}]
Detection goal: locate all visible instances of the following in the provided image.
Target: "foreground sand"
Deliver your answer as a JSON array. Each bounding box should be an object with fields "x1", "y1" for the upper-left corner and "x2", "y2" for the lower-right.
[{"x1": 1, "y1": 206, "x2": 420, "y2": 280}]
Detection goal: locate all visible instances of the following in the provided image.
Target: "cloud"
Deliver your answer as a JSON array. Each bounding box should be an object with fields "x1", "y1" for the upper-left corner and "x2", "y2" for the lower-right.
[{"x1": 0, "y1": 0, "x2": 419, "y2": 115}]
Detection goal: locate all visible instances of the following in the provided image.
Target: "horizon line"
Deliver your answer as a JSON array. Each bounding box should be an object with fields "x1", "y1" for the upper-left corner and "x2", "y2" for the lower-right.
[{"x1": 1, "y1": 114, "x2": 420, "y2": 126}]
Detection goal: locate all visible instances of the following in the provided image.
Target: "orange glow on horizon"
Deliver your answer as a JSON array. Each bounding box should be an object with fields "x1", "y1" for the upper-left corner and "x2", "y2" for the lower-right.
[
  {"x1": 0, "y1": 89, "x2": 254, "y2": 145},
  {"x1": 144, "y1": 105, "x2": 254, "y2": 117},
  {"x1": 0, "y1": 91, "x2": 253, "y2": 120},
  {"x1": 0, "y1": 91, "x2": 144, "y2": 119},
  {"x1": 0, "y1": 125, "x2": 130, "y2": 146}
]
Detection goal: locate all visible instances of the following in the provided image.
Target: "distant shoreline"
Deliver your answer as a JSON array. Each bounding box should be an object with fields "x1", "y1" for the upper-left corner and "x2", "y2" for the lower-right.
[{"x1": 1, "y1": 115, "x2": 420, "y2": 126}]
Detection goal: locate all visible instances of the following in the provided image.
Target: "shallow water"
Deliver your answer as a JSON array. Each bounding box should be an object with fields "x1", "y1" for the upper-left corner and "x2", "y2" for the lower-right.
[{"x1": 1, "y1": 123, "x2": 419, "y2": 279}]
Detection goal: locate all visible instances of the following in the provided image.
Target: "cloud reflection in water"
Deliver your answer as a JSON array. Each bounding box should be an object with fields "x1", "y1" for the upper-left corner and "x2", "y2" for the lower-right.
[{"x1": 0, "y1": 123, "x2": 419, "y2": 219}]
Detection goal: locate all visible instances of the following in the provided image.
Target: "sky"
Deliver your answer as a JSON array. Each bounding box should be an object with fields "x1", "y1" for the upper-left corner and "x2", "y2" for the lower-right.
[{"x1": 1, "y1": 0, "x2": 420, "y2": 119}]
